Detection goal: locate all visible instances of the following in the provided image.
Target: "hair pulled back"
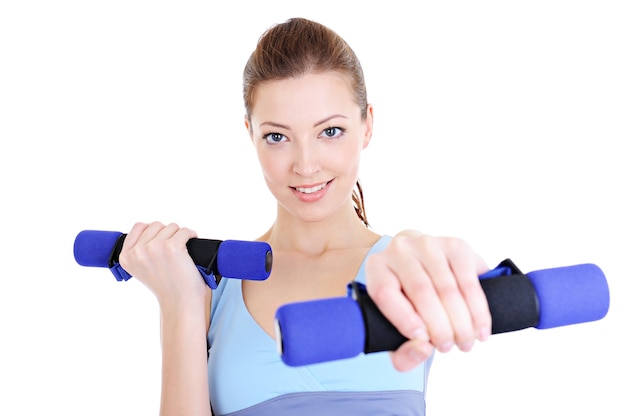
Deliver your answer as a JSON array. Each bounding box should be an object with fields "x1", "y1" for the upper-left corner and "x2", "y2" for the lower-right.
[{"x1": 243, "y1": 17, "x2": 370, "y2": 226}]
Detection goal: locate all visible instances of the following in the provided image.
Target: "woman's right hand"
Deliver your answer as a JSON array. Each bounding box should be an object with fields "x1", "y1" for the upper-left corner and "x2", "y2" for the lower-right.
[
  {"x1": 118, "y1": 221, "x2": 208, "y2": 308},
  {"x1": 120, "y1": 222, "x2": 213, "y2": 415}
]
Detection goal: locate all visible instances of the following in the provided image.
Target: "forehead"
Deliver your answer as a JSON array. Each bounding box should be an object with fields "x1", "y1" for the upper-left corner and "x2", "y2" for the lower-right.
[{"x1": 250, "y1": 72, "x2": 358, "y2": 123}]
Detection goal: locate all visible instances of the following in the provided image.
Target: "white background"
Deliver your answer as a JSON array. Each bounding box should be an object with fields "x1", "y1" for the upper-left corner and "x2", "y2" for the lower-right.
[{"x1": 1, "y1": 1, "x2": 624, "y2": 415}]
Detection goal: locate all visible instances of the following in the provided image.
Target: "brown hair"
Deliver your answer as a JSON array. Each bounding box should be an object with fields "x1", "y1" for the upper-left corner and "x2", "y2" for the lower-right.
[{"x1": 243, "y1": 17, "x2": 370, "y2": 227}]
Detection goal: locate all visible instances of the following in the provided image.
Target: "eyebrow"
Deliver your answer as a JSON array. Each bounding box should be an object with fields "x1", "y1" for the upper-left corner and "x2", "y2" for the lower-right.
[
  {"x1": 314, "y1": 114, "x2": 348, "y2": 128},
  {"x1": 259, "y1": 114, "x2": 348, "y2": 130}
]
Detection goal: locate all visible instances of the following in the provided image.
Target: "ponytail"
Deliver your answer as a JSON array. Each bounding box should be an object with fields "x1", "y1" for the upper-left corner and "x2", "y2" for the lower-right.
[{"x1": 352, "y1": 180, "x2": 369, "y2": 227}]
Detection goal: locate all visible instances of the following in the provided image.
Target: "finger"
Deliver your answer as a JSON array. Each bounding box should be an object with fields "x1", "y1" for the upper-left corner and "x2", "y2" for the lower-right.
[
  {"x1": 414, "y1": 241, "x2": 473, "y2": 352},
  {"x1": 167, "y1": 225, "x2": 198, "y2": 255},
  {"x1": 388, "y1": 339, "x2": 434, "y2": 372},
  {"x1": 384, "y1": 235, "x2": 457, "y2": 351},
  {"x1": 136, "y1": 221, "x2": 169, "y2": 246},
  {"x1": 122, "y1": 222, "x2": 150, "y2": 251},
  {"x1": 120, "y1": 222, "x2": 167, "y2": 268},
  {"x1": 143, "y1": 223, "x2": 198, "y2": 263},
  {"x1": 365, "y1": 251, "x2": 430, "y2": 342},
  {"x1": 447, "y1": 244, "x2": 492, "y2": 342},
  {"x1": 152, "y1": 222, "x2": 183, "y2": 245}
]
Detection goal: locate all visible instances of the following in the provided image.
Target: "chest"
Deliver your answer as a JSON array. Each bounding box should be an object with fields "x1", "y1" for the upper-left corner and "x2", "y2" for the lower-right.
[{"x1": 242, "y1": 249, "x2": 368, "y2": 339}]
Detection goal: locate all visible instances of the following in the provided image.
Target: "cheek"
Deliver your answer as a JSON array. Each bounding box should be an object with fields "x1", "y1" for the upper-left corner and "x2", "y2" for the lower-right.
[
  {"x1": 256, "y1": 150, "x2": 286, "y2": 184},
  {"x1": 333, "y1": 143, "x2": 362, "y2": 174}
]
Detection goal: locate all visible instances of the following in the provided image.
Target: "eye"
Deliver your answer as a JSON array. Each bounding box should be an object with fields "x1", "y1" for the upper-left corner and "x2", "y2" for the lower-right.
[
  {"x1": 263, "y1": 132, "x2": 287, "y2": 144},
  {"x1": 320, "y1": 126, "x2": 345, "y2": 139}
]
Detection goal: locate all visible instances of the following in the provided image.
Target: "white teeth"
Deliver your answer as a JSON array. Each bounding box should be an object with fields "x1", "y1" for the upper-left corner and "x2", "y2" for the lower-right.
[{"x1": 295, "y1": 183, "x2": 326, "y2": 194}]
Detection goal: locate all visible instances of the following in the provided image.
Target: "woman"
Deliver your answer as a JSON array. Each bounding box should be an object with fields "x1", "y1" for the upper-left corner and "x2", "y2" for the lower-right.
[{"x1": 119, "y1": 17, "x2": 491, "y2": 415}]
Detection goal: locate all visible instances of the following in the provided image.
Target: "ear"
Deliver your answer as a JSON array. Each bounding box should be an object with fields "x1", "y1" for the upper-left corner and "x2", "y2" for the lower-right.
[
  {"x1": 362, "y1": 104, "x2": 374, "y2": 149},
  {"x1": 244, "y1": 115, "x2": 254, "y2": 141}
]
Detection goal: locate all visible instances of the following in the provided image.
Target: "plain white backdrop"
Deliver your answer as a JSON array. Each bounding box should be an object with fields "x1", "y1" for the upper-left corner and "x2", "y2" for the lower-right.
[{"x1": 1, "y1": 1, "x2": 624, "y2": 415}]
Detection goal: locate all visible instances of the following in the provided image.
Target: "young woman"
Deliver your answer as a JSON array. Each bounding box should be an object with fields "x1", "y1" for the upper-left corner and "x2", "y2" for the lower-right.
[{"x1": 119, "y1": 17, "x2": 492, "y2": 416}]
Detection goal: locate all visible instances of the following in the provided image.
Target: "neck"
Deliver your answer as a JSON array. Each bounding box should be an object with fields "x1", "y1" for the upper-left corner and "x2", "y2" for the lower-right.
[{"x1": 258, "y1": 202, "x2": 379, "y2": 257}]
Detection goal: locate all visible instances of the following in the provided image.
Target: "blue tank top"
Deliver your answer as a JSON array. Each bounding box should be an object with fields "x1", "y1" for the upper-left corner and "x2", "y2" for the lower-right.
[{"x1": 208, "y1": 235, "x2": 433, "y2": 415}]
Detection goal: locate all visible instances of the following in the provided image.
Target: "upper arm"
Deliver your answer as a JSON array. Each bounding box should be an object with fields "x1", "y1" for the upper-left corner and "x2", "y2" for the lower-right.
[{"x1": 205, "y1": 289, "x2": 213, "y2": 337}]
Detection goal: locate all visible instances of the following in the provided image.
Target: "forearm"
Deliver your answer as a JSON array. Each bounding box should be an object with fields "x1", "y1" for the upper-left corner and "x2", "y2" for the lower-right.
[{"x1": 159, "y1": 300, "x2": 211, "y2": 416}]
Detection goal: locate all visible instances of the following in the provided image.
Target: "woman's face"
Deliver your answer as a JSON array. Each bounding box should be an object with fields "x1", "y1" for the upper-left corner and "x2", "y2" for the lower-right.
[{"x1": 247, "y1": 71, "x2": 373, "y2": 223}]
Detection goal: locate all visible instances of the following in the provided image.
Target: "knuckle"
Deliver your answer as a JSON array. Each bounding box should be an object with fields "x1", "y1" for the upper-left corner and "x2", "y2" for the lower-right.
[
  {"x1": 364, "y1": 254, "x2": 384, "y2": 286},
  {"x1": 442, "y1": 236, "x2": 466, "y2": 251},
  {"x1": 402, "y1": 275, "x2": 429, "y2": 299},
  {"x1": 118, "y1": 250, "x2": 129, "y2": 268},
  {"x1": 132, "y1": 221, "x2": 146, "y2": 229},
  {"x1": 164, "y1": 238, "x2": 179, "y2": 253},
  {"x1": 416, "y1": 234, "x2": 440, "y2": 253},
  {"x1": 366, "y1": 279, "x2": 394, "y2": 305},
  {"x1": 391, "y1": 234, "x2": 413, "y2": 252},
  {"x1": 433, "y1": 275, "x2": 458, "y2": 294}
]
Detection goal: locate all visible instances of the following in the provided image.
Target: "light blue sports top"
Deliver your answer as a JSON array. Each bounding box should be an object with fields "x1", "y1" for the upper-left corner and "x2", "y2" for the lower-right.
[{"x1": 208, "y1": 235, "x2": 433, "y2": 416}]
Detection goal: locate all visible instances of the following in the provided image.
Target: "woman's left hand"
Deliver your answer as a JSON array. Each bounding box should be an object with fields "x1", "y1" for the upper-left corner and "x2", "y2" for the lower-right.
[{"x1": 365, "y1": 230, "x2": 492, "y2": 371}]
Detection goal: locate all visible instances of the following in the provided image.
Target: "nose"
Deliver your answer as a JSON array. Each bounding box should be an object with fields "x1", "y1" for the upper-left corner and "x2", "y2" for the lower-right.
[{"x1": 292, "y1": 140, "x2": 321, "y2": 177}]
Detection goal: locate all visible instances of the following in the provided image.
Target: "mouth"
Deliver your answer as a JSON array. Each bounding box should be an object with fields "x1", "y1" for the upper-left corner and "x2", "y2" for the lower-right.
[{"x1": 292, "y1": 180, "x2": 332, "y2": 194}]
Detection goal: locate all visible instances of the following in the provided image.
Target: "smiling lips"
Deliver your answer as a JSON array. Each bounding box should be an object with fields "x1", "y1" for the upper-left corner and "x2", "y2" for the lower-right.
[
  {"x1": 295, "y1": 183, "x2": 327, "y2": 194},
  {"x1": 291, "y1": 179, "x2": 333, "y2": 201}
]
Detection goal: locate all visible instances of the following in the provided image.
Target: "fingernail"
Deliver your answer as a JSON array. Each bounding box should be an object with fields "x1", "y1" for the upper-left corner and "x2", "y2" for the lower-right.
[
  {"x1": 478, "y1": 327, "x2": 490, "y2": 342},
  {"x1": 412, "y1": 328, "x2": 429, "y2": 341},
  {"x1": 439, "y1": 341, "x2": 454, "y2": 353},
  {"x1": 409, "y1": 347, "x2": 427, "y2": 363},
  {"x1": 460, "y1": 340, "x2": 474, "y2": 352}
]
